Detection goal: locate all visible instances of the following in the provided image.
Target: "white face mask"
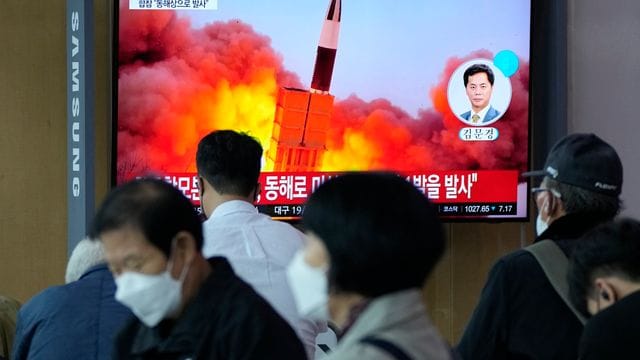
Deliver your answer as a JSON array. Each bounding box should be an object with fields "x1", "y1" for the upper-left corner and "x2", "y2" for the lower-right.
[
  {"x1": 115, "y1": 260, "x2": 189, "y2": 327},
  {"x1": 286, "y1": 250, "x2": 329, "y2": 320},
  {"x1": 536, "y1": 198, "x2": 550, "y2": 236},
  {"x1": 535, "y1": 213, "x2": 549, "y2": 236}
]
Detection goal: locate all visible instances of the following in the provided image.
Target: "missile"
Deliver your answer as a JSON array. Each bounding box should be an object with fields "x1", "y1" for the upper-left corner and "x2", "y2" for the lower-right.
[{"x1": 310, "y1": 0, "x2": 341, "y2": 94}]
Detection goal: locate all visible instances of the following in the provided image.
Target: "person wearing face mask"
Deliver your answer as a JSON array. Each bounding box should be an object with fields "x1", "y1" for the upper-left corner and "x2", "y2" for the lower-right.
[
  {"x1": 90, "y1": 178, "x2": 306, "y2": 360},
  {"x1": 568, "y1": 218, "x2": 640, "y2": 360},
  {"x1": 457, "y1": 133, "x2": 623, "y2": 360},
  {"x1": 287, "y1": 172, "x2": 453, "y2": 359}
]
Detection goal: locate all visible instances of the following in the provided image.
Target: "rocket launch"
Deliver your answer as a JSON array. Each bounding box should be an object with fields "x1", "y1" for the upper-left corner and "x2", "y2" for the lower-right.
[
  {"x1": 311, "y1": 0, "x2": 341, "y2": 93},
  {"x1": 265, "y1": 0, "x2": 341, "y2": 172}
]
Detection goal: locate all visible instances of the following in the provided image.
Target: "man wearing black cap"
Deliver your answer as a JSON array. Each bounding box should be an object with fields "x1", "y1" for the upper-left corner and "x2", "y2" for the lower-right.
[{"x1": 457, "y1": 133, "x2": 623, "y2": 360}]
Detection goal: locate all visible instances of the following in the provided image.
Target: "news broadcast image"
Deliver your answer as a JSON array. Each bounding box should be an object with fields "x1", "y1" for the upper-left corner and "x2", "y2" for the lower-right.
[{"x1": 116, "y1": 0, "x2": 531, "y2": 219}]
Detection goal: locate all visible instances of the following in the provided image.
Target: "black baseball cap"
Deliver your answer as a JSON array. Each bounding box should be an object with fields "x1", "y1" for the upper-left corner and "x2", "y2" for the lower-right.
[{"x1": 523, "y1": 133, "x2": 622, "y2": 197}]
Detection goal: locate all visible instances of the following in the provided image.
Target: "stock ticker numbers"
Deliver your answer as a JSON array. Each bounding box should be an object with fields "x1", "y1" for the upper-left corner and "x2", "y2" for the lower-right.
[{"x1": 440, "y1": 203, "x2": 516, "y2": 216}]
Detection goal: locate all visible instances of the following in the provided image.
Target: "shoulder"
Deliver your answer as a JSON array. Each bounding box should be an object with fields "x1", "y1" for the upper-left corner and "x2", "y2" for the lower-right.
[
  {"x1": 269, "y1": 219, "x2": 305, "y2": 236},
  {"x1": 333, "y1": 296, "x2": 450, "y2": 359},
  {"x1": 14, "y1": 285, "x2": 72, "y2": 340},
  {"x1": 489, "y1": 249, "x2": 540, "y2": 277},
  {"x1": 480, "y1": 249, "x2": 546, "y2": 297},
  {"x1": 483, "y1": 106, "x2": 500, "y2": 122},
  {"x1": 328, "y1": 334, "x2": 451, "y2": 360},
  {"x1": 460, "y1": 111, "x2": 471, "y2": 120},
  {"x1": 248, "y1": 216, "x2": 306, "y2": 244},
  {"x1": 20, "y1": 285, "x2": 70, "y2": 316}
]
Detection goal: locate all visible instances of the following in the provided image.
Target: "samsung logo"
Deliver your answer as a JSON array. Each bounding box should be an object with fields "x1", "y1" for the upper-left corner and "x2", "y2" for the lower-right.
[{"x1": 70, "y1": 10, "x2": 81, "y2": 198}]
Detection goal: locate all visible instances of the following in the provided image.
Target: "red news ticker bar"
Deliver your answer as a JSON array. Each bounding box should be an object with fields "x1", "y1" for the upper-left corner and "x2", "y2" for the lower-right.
[
  {"x1": 162, "y1": 170, "x2": 519, "y2": 206},
  {"x1": 256, "y1": 170, "x2": 518, "y2": 205}
]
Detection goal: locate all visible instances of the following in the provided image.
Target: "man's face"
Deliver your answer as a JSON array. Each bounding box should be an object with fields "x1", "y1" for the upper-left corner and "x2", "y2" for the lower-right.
[
  {"x1": 465, "y1": 72, "x2": 493, "y2": 112},
  {"x1": 100, "y1": 226, "x2": 169, "y2": 277}
]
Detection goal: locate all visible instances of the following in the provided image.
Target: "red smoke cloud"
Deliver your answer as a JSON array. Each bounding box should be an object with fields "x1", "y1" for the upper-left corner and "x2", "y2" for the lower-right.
[
  {"x1": 117, "y1": 1, "x2": 301, "y2": 181},
  {"x1": 116, "y1": 2, "x2": 528, "y2": 182}
]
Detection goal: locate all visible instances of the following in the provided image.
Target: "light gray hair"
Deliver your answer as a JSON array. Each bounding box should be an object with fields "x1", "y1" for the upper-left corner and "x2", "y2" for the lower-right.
[
  {"x1": 65, "y1": 237, "x2": 106, "y2": 284},
  {"x1": 543, "y1": 177, "x2": 621, "y2": 218}
]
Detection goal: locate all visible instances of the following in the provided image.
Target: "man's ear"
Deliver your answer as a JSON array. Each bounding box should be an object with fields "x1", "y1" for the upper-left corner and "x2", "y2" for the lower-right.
[
  {"x1": 198, "y1": 176, "x2": 205, "y2": 196},
  {"x1": 594, "y1": 278, "x2": 617, "y2": 308},
  {"x1": 171, "y1": 231, "x2": 198, "y2": 277},
  {"x1": 546, "y1": 192, "x2": 565, "y2": 221}
]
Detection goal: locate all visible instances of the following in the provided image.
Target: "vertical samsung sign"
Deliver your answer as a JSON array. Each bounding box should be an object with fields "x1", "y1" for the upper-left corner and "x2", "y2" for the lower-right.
[{"x1": 67, "y1": 0, "x2": 95, "y2": 257}]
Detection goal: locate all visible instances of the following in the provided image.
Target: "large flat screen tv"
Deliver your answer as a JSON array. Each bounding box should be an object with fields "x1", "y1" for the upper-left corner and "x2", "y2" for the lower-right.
[{"x1": 113, "y1": 0, "x2": 531, "y2": 220}]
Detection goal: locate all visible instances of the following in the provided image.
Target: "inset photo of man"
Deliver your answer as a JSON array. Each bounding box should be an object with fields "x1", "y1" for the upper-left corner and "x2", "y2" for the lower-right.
[{"x1": 447, "y1": 59, "x2": 512, "y2": 127}]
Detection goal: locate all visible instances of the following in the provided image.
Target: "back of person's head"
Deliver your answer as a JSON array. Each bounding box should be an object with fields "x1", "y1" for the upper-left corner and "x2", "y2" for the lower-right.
[
  {"x1": 65, "y1": 237, "x2": 107, "y2": 283},
  {"x1": 196, "y1": 130, "x2": 263, "y2": 197},
  {"x1": 526, "y1": 133, "x2": 623, "y2": 219},
  {"x1": 463, "y1": 63, "x2": 494, "y2": 86},
  {"x1": 90, "y1": 178, "x2": 203, "y2": 257},
  {"x1": 303, "y1": 172, "x2": 445, "y2": 297},
  {"x1": 569, "y1": 218, "x2": 640, "y2": 315}
]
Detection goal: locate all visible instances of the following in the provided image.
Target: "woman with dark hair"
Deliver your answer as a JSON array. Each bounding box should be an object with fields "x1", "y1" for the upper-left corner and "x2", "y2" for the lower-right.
[{"x1": 287, "y1": 173, "x2": 452, "y2": 359}]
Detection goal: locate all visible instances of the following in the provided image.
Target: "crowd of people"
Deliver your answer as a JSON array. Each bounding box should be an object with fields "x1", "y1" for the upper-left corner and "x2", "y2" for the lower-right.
[{"x1": 1, "y1": 130, "x2": 636, "y2": 359}]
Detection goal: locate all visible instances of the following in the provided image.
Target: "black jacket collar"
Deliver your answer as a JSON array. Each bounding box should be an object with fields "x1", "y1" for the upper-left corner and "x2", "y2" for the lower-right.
[
  {"x1": 129, "y1": 257, "x2": 235, "y2": 356},
  {"x1": 535, "y1": 213, "x2": 611, "y2": 243}
]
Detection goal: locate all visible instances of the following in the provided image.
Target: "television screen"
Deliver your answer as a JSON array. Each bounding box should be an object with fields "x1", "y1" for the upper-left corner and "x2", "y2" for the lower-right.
[{"x1": 114, "y1": 0, "x2": 531, "y2": 220}]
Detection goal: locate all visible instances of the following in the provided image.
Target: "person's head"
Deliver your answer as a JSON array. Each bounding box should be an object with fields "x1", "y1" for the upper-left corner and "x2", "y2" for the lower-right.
[
  {"x1": 195, "y1": 130, "x2": 263, "y2": 217},
  {"x1": 463, "y1": 63, "x2": 495, "y2": 112},
  {"x1": 90, "y1": 178, "x2": 207, "y2": 327},
  {"x1": 65, "y1": 237, "x2": 107, "y2": 284},
  {"x1": 302, "y1": 173, "x2": 445, "y2": 298},
  {"x1": 569, "y1": 218, "x2": 640, "y2": 316},
  {"x1": 525, "y1": 133, "x2": 622, "y2": 234}
]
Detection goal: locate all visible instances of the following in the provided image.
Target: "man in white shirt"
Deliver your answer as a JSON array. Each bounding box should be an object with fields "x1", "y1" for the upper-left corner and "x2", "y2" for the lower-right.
[{"x1": 196, "y1": 129, "x2": 324, "y2": 358}]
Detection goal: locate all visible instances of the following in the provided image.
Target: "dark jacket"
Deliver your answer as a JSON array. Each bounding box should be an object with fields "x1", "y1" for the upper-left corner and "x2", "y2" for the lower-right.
[
  {"x1": 578, "y1": 290, "x2": 640, "y2": 359},
  {"x1": 12, "y1": 264, "x2": 133, "y2": 360},
  {"x1": 457, "y1": 214, "x2": 608, "y2": 360},
  {"x1": 113, "y1": 257, "x2": 307, "y2": 360}
]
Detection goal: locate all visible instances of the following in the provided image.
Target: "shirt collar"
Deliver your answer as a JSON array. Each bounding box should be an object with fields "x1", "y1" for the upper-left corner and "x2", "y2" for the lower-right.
[
  {"x1": 472, "y1": 105, "x2": 491, "y2": 120},
  {"x1": 208, "y1": 200, "x2": 258, "y2": 220},
  {"x1": 337, "y1": 289, "x2": 426, "y2": 347}
]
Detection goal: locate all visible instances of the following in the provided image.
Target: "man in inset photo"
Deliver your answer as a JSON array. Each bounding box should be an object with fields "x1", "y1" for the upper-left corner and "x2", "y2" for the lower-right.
[{"x1": 460, "y1": 63, "x2": 500, "y2": 124}]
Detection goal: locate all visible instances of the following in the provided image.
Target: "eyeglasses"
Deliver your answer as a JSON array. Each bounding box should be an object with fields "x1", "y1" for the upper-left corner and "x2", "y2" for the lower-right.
[{"x1": 531, "y1": 187, "x2": 562, "y2": 199}]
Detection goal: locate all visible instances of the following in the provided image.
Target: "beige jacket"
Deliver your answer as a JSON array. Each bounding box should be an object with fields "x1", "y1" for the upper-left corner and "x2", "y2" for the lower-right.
[{"x1": 325, "y1": 289, "x2": 451, "y2": 360}]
